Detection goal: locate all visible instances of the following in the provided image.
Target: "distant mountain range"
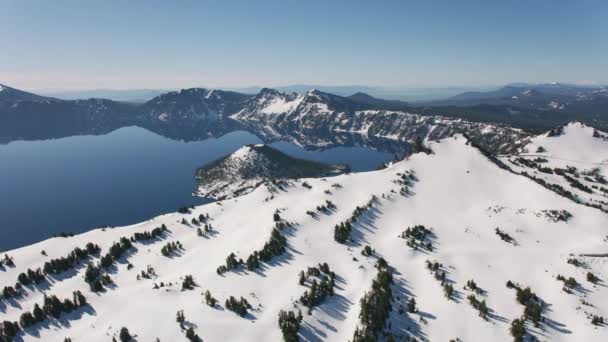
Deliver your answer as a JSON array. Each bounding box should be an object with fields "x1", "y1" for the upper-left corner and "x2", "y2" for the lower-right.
[
  {"x1": 1, "y1": 82, "x2": 608, "y2": 153},
  {"x1": 36, "y1": 85, "x2": 495, "y2": 102}
]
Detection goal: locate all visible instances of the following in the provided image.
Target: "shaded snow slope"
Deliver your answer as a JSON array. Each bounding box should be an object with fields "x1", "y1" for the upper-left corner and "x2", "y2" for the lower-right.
[{"x1": 1, "y1": 135, "x2": 607, "y2": 341}]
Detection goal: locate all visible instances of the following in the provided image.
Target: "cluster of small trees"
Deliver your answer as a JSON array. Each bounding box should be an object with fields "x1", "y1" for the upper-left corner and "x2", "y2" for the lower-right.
[
  {"x1": 2, "y1": 285, "x2": 20, "y2": 300},
  {"x1": 555, "y1": 168, "x2": 593, "y2": 193},
  {"x1": 0, "y1": 321, "x2": 20, "y2": 341},
  {"x1": 278, "y1": 309, "x2": 303, "y2": 342},
  {"x1": 131, "y1": 225, "x2": 168, "y2": 242},
  {"x1": 467, "y1": 294, "x2": 489, "y2": 320},
  {"x1": 542, "y1": 209, "x2": 573, "y2": 223},
  {"x1": 101, "y1": 237, "x2": 133, "y2": 268},
  {"x1": 352, "y1": 260, "x2": 393, "y2": 342},
  {"x1": 217, "y1": 252, "x2": 243, "y2": 274},
  {"x1": 361, "y1": 245, "x2": 374, "y2": 257},
  {"x1": 334, "y1": 221, "x2": 353, "y2": 244},
  {"x1": 136, "y1": 265, "x2": 157, "y2": 280},
  {"x1": 400, "y1": 225, "x2": 433, "y2": 251},
  {"x1": 556, "y1": 274, "x2": 578, "y2": 292},
  {"x1": 495, "y1": 228, "x2": 514, "y2": 243},
  {"x1": 196, "y1": 223, "x2": 212, "y2": 237},
  {"x1": 397, "y1": 171, "x2": 417, "y2": 195},
  {"x1": 507, "y1": 281, "x2": 543, "y2": 328},
  {"x1": 190, "y1": 213, "x2": 210, "y2": 226},
  {"x1": 246, "y1": 226, "x2": 288, "y2": 271},
  {"x1": 219, "y1": 214, "x2": 290, "y2": 274},
  {"x1": 510, "y1": 318, "x2": 526, "y2": 342},
  {"x1": 160, "y1": 241, "x2": 183, "y2": 257},
  {"x1": 521, "y1": 172, "x2": 581, "y2": 206},
  {"x1": 299, "y1": 263, "x2": 335, "y2": 285},
  {"x1": 334, "y1": 196, "x2": 377, "y2": 244},
  {"x1": 43, "y1": 243, "x2": 101, "y2": 276},
  {"x1": 316, "y1": 200, "x2": 337, "y2": 214},
  {"x1": 182, "y1": 275, "x2": 196, "y2": 291},
  {"x1": 19, "y1": 291, "x2": 87, "y2": 329},
  {"x1": 567, "y1": 257, "x2": 583, "y2": 267},
  {"x1": 17, "y1": 268, "x2": 45, "y2": 286},
  {"x1": 177, "y1": 206, "x2": 193, "y2": 214},
  {"x1": 117, "y1": 327, "x2": 132, "y2": 342},
  {"x1": 424, "y1": 260, "x2": 455, "y2": 301},
  {"x1": 204, "y1": 290, "x2": 217, "y2": 307},
  {"x1": 225, "y1": 296, "x2": 252, "y2": 317},
  {"x1": 298, "y1": 264, "x2": 336, "y2": 313},
  {"x1": 84, "y1": 262, "x2": 112, "y2": 292},
  {"x1": 0, "y1": 254, "x2": 15, "y2": 268},
  {"x1": 185, "y1": 326, "x2": 201, "y2": 341},
  {"x1": 465, "y1": 279, "x2": 483, "y2": 295},
  {"x1": 591, "y1": 315, "x2": 605, "y2": 326},
  {"x1": 587, "y1": 272, "x2": 599, "y2": 284}
]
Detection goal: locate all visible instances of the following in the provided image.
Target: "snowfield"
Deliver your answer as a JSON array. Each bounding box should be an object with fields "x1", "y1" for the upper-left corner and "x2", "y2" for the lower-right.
[
  {"x1": 1, "y1": 131, "x2": 607, "y2": 342},
  {"x1": 501, "y1": 122, "x2": 608, "y2": 211}
]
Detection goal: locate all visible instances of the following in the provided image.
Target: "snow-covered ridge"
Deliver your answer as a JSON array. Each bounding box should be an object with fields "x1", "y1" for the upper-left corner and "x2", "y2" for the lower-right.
[
  {"x1": 1, "y1": 134, "x2": 607, "y2": 341},
  {"x1": 501, "y1": 121, "x2": 608, "y2": 211}
]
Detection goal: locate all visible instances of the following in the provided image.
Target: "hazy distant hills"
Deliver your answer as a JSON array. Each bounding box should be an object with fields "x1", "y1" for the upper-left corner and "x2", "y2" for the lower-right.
[
  {"x1": 36, "y1": 89, "x2": 172, "y2": 103},
  {"x1": 2, "y1": 82, "x2": 608, "y2": 149},
  {"x1": 36, "y1": 85, "x2": 491, "y2": 103}
]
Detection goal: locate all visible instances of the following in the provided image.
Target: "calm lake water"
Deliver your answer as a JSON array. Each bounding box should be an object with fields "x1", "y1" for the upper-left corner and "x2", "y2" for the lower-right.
[{"x1": 0, "y1": 126, "x2": 404, "y2": 251}]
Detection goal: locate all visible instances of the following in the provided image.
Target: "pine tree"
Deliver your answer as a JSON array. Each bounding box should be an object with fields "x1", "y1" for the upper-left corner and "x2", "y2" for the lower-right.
[
  {"x1": 204, "y1": 290, "x2": 217, "y2": 307},
  {"x1": 408, "y1": 298, "x2": 417, "y2": 313},
  {"x1": 119, "y1": 327, "x2": 132, "y2": 342},
  {"x1": 510, "y1": 319, "x2": 525, "y2": 342},
  {"x1": 176, "y1": 310, "x2": 185, "y2": 324}
]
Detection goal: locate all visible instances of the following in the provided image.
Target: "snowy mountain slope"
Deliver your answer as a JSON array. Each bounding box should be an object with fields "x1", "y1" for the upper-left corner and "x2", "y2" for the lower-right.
[
  {"x1": 500, "y1": 122, "x2": 608, "y2": 211},
  {"x1": 194, "y1": 144, "x2": 349, "y2": 200},
  {"x1": 232, "y1": 89, "x2": 530, "y2": 155},
  {"x1": 1, "y1": 134, "x2": 607, "y2": 341}
]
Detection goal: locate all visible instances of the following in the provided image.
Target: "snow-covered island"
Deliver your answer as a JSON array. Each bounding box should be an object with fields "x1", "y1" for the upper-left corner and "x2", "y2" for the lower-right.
[
  {"x1": 194, "y1": 144, "x2": 349, "y2": 200},
  {"x1": 1, "y1": 123, "x2": 607, "y2": 342}
]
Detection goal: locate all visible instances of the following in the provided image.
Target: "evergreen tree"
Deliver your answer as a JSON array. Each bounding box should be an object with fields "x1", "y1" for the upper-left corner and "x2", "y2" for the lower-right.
[
  {"x1": 204, "y1": 290, "x2": 217, "y2": 307},
  {"x1": 408, "y1": 298, "x2": 417, "y2": 313},
  {"x1": 510, "y1": 319, "x2": 526, "y2": 342},
  {"x1": 119, "y1": 327, "x2": 132, "y2": 342},
  {"x1": 278, "y1": 309, "x2": 303, "y2": 342}
]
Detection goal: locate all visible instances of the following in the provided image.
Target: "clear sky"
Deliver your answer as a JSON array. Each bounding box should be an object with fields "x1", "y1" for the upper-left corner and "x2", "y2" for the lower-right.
[{"x1": 1, "y1": 0, "x2": 606, "y2": 90}]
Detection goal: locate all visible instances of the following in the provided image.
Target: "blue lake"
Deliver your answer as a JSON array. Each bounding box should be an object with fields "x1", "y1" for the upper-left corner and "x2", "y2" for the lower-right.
[{"x1": 0, "y1": 126, "x2": 404, "y2": 251}]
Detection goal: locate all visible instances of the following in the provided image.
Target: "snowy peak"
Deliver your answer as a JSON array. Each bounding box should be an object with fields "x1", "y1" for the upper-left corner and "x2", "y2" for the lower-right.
[
  {"x1": 526, "y1": 121, "x2": 608, "y2": 162},
  {"x1": 195, "y1": 144, "x2": 349, "y2": 199}
]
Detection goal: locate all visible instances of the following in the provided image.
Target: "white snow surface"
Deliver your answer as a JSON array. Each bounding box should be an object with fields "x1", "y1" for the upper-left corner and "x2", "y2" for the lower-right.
[
  {"x1": 261, "y1": 95, "x2": 304, "y2": 114},
  {"x1": 2, "y1": 134, "x2": 608, "y2": 341}
]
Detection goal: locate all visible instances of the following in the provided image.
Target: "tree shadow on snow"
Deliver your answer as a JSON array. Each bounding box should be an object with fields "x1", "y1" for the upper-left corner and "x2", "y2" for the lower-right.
[
  {"x1": 16, "y1": 304, "x2": 97, "y2": 340},
  {"x1": 388, "y1": 273, "x2": 428, "y2": 341},
  {"x1": 349, "y1": 206, "x2": 382, "y2": 247}
]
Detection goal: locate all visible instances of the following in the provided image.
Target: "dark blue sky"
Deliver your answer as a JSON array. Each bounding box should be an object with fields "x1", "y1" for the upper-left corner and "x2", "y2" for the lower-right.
[{"x1": 1, "y1": 0, "x2": 606, "y2": 90}]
